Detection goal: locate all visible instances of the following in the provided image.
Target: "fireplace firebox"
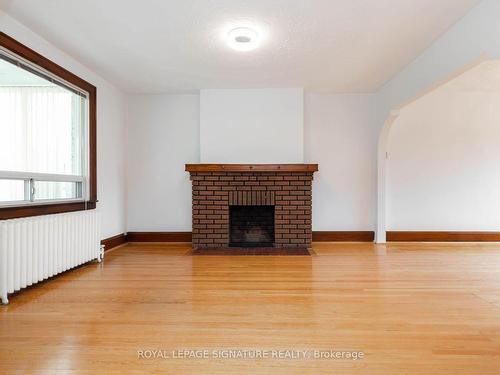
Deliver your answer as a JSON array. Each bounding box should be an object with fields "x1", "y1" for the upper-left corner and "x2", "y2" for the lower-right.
[{"x1": 229, "y1": 205, "x2": 275, "y2": 247}]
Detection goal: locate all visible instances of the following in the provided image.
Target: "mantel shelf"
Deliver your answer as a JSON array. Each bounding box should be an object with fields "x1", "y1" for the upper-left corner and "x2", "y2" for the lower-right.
[{"x1": 185, "y1": 164, "x2": 319, "y2": 173}]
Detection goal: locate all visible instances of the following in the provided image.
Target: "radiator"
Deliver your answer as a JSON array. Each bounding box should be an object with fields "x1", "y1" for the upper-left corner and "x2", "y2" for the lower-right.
[{"x1": 0, "y1": 210, "x2": 103, "y2": 305}]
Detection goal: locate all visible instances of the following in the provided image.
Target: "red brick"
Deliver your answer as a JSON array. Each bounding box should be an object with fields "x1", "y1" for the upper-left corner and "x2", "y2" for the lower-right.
[{"x1": 188, "y1": 169, "x2": 314, "y2": 249}]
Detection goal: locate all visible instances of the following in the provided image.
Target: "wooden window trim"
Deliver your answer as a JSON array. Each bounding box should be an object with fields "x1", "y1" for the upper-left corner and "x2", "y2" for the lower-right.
[{"x1": 0, "y1": 32, "x2": 97, "y2": 220}]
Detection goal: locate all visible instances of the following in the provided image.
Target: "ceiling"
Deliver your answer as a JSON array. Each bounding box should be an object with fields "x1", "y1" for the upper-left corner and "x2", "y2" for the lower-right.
[{"x1": 0, "y1": 0, "x2": 480, "y2": 94}]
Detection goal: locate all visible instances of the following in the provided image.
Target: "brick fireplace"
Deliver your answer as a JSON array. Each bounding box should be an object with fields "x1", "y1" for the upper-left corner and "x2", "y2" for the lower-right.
[{"x1": 186, "y1": 164, "x2": 318, "y2": 249}]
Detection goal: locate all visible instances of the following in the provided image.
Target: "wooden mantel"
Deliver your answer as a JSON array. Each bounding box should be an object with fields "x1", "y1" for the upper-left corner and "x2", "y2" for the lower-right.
[{"x1": 185, "y1": 164, "x2": 319, "y2": 172}]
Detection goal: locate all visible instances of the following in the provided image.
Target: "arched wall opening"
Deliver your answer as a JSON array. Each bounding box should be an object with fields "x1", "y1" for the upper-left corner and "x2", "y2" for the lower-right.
[{"x1": 377, "y1": 60, "x2": 500, "y2": 242}]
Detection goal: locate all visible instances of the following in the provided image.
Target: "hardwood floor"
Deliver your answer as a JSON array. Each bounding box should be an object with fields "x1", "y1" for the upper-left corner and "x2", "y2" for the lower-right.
[{"x1": 1, "y1": 242, "x2": 499, "y2": 374}]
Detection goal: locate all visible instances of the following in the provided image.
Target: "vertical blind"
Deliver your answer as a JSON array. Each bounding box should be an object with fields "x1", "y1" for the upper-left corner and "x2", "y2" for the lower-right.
[{"x1": 0, "y1": 86, "x2": 85, "y2": 202}]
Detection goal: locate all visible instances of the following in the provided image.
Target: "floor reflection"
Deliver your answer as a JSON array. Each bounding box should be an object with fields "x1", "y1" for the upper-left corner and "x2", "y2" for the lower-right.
[{"x1": 190, "y1": 253, "x2": 315, "y2": 348}]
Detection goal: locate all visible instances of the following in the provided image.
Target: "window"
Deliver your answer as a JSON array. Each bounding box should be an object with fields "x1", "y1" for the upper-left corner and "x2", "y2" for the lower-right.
[{"x1": 0, "y1": 32, "x2": 96, "y2": 219}]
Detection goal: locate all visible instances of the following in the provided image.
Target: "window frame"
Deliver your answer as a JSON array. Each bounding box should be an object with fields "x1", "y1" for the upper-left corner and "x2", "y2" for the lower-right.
[{"x1": 0, "y1": 32, "x2": 97, "y2": 220}]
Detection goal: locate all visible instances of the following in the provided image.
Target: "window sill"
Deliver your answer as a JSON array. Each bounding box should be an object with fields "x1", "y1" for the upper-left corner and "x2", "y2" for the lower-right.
[{"x1": 0, "y1": 201, "x2": 96, "y2": 220}]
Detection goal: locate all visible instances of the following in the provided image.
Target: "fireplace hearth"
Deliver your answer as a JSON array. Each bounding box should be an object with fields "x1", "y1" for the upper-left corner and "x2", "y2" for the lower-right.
[{"x1": 186, "y1": 164, "x2": 318, "y2": 250}]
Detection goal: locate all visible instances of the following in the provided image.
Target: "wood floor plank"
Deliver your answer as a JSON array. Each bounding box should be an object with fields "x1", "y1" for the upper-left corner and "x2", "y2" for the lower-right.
[{"x1": 1, "y1": 242, "x2": 499, "y2": 374}]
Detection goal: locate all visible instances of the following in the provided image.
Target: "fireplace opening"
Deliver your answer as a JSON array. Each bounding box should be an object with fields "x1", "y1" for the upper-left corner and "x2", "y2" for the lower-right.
[{"x1": 229, "y1": 205, "x2": 275, "y2": 247}]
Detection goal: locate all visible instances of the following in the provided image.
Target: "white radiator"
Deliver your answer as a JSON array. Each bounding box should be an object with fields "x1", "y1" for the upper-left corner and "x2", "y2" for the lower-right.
[{"x1": 0, "y1": 210, "x2": 103, "y2": 305}]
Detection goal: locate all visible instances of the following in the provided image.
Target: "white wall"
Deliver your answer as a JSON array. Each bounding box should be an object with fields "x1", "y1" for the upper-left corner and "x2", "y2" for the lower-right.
[
  {"x1": 376, "y1": 0, "x2": 500, "y2": 241},
  {"x1": 200, "y1": 89, "x2": 304, "y2": 163},
  {"x1": 125, "y1": 94, "x2": 199, "y2": 231},
  {"x1": 125, "y1": 92, "x2": 378, "y2": 232},
  {"x1": 1, "y1": 10, "x2": 127, "y2": 239},
  {"x1": 305, "y1": 94, "x2": 378, "y2": 230},
  {"x1": 387, "y1": 88, "x2": 500, "y2": 230}
]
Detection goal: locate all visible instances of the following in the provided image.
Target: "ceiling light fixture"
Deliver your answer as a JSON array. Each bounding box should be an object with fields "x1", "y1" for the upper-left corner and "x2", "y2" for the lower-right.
[{"x1": 227, "y1": 27, "x2": 260, "y2": 51}]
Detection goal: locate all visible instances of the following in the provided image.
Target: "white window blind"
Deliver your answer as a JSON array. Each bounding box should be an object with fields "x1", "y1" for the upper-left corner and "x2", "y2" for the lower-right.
[{"x1": 0, "y1": 50, "x2": 89, "y2": 206}]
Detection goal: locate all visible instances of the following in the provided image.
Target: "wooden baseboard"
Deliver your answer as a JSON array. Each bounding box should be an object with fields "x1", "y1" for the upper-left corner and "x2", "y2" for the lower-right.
[
  {"x1": 312, "y1": 231, "x2": 374, "y2": 242},
  {"x1": 126, "y1": 231, "x2": 192, "y2": 242},
  {"x1": 101, "y1": 233, "x2": 127, "y2": 251},
  {"x1": 387, "y1": 231, "x2": 500, "y2": 242},
  {"x1": 104, "y1": 230, "x2": 376, "y2": 248},
  {"x1": 103, "y1": 230, "x2": 500, "y2": 249},
  {"x1": 126, "y1": 231, "x2": 374, "y2": 243}
]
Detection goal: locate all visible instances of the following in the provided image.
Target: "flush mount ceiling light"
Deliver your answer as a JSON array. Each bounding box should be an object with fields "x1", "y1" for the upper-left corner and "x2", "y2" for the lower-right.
[{"x1": 227, "y1": 27, "x2": 260, "y2": 51}]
